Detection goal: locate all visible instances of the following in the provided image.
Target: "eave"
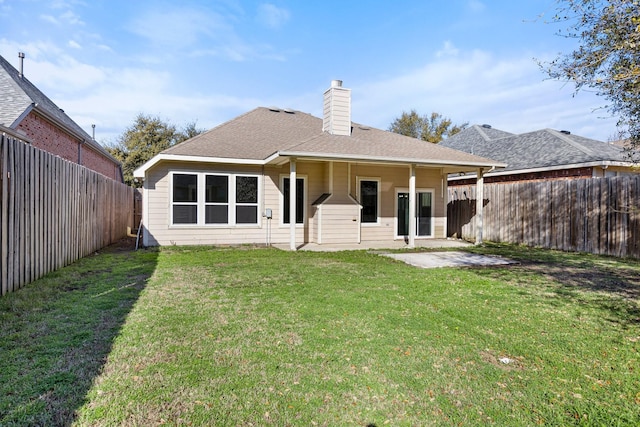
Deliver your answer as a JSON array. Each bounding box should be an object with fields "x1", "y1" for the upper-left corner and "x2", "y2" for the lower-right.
[
  {"x1": 134, "y1": 151, "x2": 506, "y2": 178},
  {"x1": 447, "y1": 160, "x2": 634, "y2": 181},
  {"x1": 28, "y1": 103, "x2": 121, "y2": 165}
]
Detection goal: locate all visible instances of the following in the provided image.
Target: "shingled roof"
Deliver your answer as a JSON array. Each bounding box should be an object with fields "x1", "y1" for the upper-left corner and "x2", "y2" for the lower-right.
[
  {"x1": 136, "y1": 107, "x2": 504, "y2": 175},
  {"x1": 440, "y1": 125, "x2": 631, "y2": 173},
  {"x1": 0, "y1": 54, "x2": 117, "y2": 163}
]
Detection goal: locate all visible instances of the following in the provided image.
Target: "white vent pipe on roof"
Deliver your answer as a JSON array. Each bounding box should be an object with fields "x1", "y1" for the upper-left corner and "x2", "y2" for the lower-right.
[{"x1": 18, "y1": 52, "x2": 25, "y2": 79}]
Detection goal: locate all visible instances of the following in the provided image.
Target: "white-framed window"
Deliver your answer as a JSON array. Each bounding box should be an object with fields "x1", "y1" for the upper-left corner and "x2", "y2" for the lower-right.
[
  {"x1": 357, "y1": 177, "x2": 381, "y2": 225},
  {"x1": 280, "y1": 175, "x2": 306, "y2": 225},
  {"x1": 172, "y1": 173, "x2": 198, "y2": 224},
  {"x1": 204, "y1": 174, "x2": 229, "y2": 224},
  {"x1": 171, "y1": 172, "x2": 260, "y2": 226}
]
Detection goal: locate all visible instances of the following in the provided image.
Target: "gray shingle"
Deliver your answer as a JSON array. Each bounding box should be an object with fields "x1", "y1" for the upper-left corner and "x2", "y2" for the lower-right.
[
  {"x1": 441, "y1": 125, "x2": 628, "y2": 172},
  {"x1": 164, "y1": 107, "x2": 504, "y2": 167}
]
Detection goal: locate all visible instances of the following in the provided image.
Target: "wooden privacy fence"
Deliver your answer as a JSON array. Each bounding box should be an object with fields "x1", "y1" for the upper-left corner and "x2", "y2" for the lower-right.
[
  {"x1": 448, "y1": 176, "x2": 640, "y2": 259},
  {"x1": 1, "y1": 134, "x2": 134, "y2": 295}
]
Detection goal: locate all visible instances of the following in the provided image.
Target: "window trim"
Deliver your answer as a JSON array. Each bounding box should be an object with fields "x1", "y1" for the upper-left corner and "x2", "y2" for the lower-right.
[
  {"x1": 234, "y1": 175, "x2": 260, "y2": 224},
  {"x1": 357, "y1": 176, "x2": 381, "y2": 226},
  {"x1": 279, "y1": 174, "x2": 307, "y2": 227},
  {"x1": 169, "y1": 171, "x2": 261, "y2": 227}
]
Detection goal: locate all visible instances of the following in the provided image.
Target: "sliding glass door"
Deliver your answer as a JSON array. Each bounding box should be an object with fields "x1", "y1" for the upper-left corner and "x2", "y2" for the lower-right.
[{"x1": 396, "y1": 189, "x2": 434, "y2": 238}]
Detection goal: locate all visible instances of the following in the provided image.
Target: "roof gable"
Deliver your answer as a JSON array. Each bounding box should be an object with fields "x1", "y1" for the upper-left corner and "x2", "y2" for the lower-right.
[
  {"x1": 0, "y1": 54, "x2": 117, "y2": 163},
  {"x1": 0, "y1": 55, "x2": 32, "y2": 127},
  {"x1": 440, "y1": 124, "x2": 514, "y2": 154}
]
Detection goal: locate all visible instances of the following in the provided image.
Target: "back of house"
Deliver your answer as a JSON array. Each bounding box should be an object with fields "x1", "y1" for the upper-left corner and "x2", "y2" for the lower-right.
[{"x1": 135, "y1": 80, "x2": 505, "y2": 249}]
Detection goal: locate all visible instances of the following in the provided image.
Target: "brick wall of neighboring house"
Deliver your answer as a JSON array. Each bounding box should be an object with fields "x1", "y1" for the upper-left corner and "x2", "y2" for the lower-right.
[
  {"x1": 82, "y1": 144, "x2": 120, "y2": 180},
  {"x1": 16, "y1": 111, "x2": 121, "y2": 181},
  {"x1": 449, "y1": 167, "x2": 594, "y2": 186},
  {"x1": 17, "y1": 112, "x2": 79, "y2": 162}
]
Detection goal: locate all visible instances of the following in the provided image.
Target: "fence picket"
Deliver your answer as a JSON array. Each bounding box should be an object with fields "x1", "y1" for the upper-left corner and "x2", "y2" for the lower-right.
[
  {"x1": 448, "y1": 176, "x2": 640, "y2": 259},
  {"x1": 0, "y1": 135, "x2": 134, "y2": 296}
]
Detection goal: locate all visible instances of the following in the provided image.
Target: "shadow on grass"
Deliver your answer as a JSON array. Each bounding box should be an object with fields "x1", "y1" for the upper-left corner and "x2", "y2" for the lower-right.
[
  {"x1": 468, "y1": 243, "x2": 640, "y2": 327},
  {"x1": 0, "y1": 238, "x2": 158, "y2": 426}
]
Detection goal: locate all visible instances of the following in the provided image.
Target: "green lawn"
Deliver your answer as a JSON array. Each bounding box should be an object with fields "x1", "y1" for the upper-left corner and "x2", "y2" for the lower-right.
[{"x1": 1, "y1": 241, "x2": 639, "y2": 426}]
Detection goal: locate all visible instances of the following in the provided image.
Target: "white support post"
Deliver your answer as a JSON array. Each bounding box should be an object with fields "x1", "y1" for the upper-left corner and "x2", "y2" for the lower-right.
[
  {"x1": 475, "y1": 168, "x2": 484, "y2": 245},
  {"x1": 408, "y1": 164, "x2": 416, "y2": 248},
  {"x1": 289, "y1": 159, "x2": 297, "y2": 251}
]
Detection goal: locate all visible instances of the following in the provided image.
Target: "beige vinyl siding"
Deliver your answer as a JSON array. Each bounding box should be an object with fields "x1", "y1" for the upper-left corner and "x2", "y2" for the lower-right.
[
  {"x1": 142, "y1": 159, "x2": 448, "y2": 246},
  {"x1": 270, "y1": 162, "x2": 325, "y2": 245},
  {"x1": 313, "y1": 162, "x2": 360, "y2": 244},
  {"x1": 352, "y1": 164, "x2": 447, "y2": 240},
  {"x1": 322, "y1": 86, "x2": 351, "y2": 136},
  {"x1": 143, "y1": 160, "x2": 330, "y2": 246},
  {"x1": 144, "y1": 161, "x2": 269, "y2": 246}
]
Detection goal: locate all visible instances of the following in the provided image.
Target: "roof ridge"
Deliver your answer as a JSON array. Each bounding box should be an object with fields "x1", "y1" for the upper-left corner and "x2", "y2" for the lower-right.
[
  {"x1": 474, "y1": 124, "x2": 492, "y2": 142},
  {"x1": 546, "y1": 128, "x2": 596, "y2": 157}
]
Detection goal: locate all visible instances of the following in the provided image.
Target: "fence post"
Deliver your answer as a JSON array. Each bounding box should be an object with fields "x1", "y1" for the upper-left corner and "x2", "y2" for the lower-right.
[{"x1": 475, "y1": 169, "x2": 484, "y2": 245}]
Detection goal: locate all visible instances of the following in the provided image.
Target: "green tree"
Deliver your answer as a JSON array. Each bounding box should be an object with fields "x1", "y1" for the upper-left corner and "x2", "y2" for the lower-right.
[
  {"x1": 541, "y1": 0, "x2": 640, "y2": 161},
  {"x1": 107, "y1": 114, "x2": 204, "y2": 187},
  {"x1": 388, "y1": 110, "x2": 468, "y2": 143}
]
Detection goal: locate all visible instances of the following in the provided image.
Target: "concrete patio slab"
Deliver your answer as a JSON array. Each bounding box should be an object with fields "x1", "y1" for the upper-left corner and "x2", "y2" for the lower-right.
[{"x1": 382, "y1": 251, "x2": 516, "y2": 269}]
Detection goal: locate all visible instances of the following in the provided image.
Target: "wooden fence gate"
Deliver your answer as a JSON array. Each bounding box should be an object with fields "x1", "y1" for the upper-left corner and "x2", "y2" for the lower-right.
[
  {"x1": 447, "y1": 176, "x2": 640, "y2": 259},
  {"x1": 1, "y1": 134, "x2": 134, "y2": 295}
]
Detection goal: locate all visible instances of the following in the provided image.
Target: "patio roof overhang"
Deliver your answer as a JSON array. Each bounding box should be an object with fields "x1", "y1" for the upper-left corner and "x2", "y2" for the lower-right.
[
  {"x1": 133, "y1": 151, "x2": 506, "y2": 179},
  {"x1": 270, "y1": 150, "x2": 506, "y2": 172}
]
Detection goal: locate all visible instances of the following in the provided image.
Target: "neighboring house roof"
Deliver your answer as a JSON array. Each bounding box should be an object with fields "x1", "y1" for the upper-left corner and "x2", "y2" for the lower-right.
[
  {"x1": 441, "y1": 124, "x2": 514, "y2": 151},
  {"x1": 440, "y1": 125, "x2": 633, "y2": 176},
  {"x1": 135, "y1": 107, "x2": 505, "y2": 176},
  {"x1": 0, "y1": 54, "x2": 118, "y2": 164}
]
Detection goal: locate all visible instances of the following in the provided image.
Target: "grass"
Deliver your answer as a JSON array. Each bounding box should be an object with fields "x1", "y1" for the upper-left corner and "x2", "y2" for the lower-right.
[{"x1": 1, "y1": 241, "x2": 639, "y2": 426}]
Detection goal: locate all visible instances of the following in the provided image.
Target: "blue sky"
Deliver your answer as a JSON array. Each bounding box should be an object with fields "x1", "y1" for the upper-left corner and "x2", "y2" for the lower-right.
[{"x1": 0, "y1": 0, "x2": 620, "y2": 144}]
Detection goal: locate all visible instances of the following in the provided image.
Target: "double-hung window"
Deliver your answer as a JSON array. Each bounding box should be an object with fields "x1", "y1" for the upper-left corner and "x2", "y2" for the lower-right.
[
  {"x1": 172, "y1": 172, "x2": 259, "y2": 226},
  {"x1": 172, "y1": 174, "x2": 198, "y2": 224},
  {"x1": 235, "y1": 176, "x2": 259, "y2": 224},
  {"x1": 358, "y1": 177, "x2": 380, "y2": 224}
]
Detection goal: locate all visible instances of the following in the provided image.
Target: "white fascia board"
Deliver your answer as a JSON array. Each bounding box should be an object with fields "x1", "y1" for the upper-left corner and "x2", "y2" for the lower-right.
[
  {"x1": 132, "y1": 150, "x2": 508, "y2": 179},
  {"x1": 277, "y1": 151, "x2": 506, "y2": 170},
  {"x1": 133, "y1": 153, "x2": 269, "y2": 177},
  {"x1": 447, "y1": 161, "x2": 634, "y2": 181}
]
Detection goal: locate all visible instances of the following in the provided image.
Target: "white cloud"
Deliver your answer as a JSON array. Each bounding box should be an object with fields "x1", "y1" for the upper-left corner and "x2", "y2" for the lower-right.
[
  {"x1": 39, "y1": 9, "x2": 84, "y2": 26},
  {"x1": 40, "y1": 14, "x2": 58, "y2": 25},
  {"x1": 128, "y1": 7, "x2": 226, "y2": 48},
  {"x1": 351, "y1": 48, "x2": 618, "y2": 141},
  {"x1": 126, "y1": 6, "x2": 281, "y2": 62},
  {"x1": 468, "y1": 0, "x2": 486, "y2": 13},
  {"x1": 257, "y1": 3, "x2": 290, "y2": 29},
  {"x1": 60, "y1": 10, "x2": 84, "y2": 26},
  {"x1": 436, "y1": 41, "x2": 459, "y2": 58},
  {"x1": 68, "y1": 40, "x2": 81, "y2": 49}
]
